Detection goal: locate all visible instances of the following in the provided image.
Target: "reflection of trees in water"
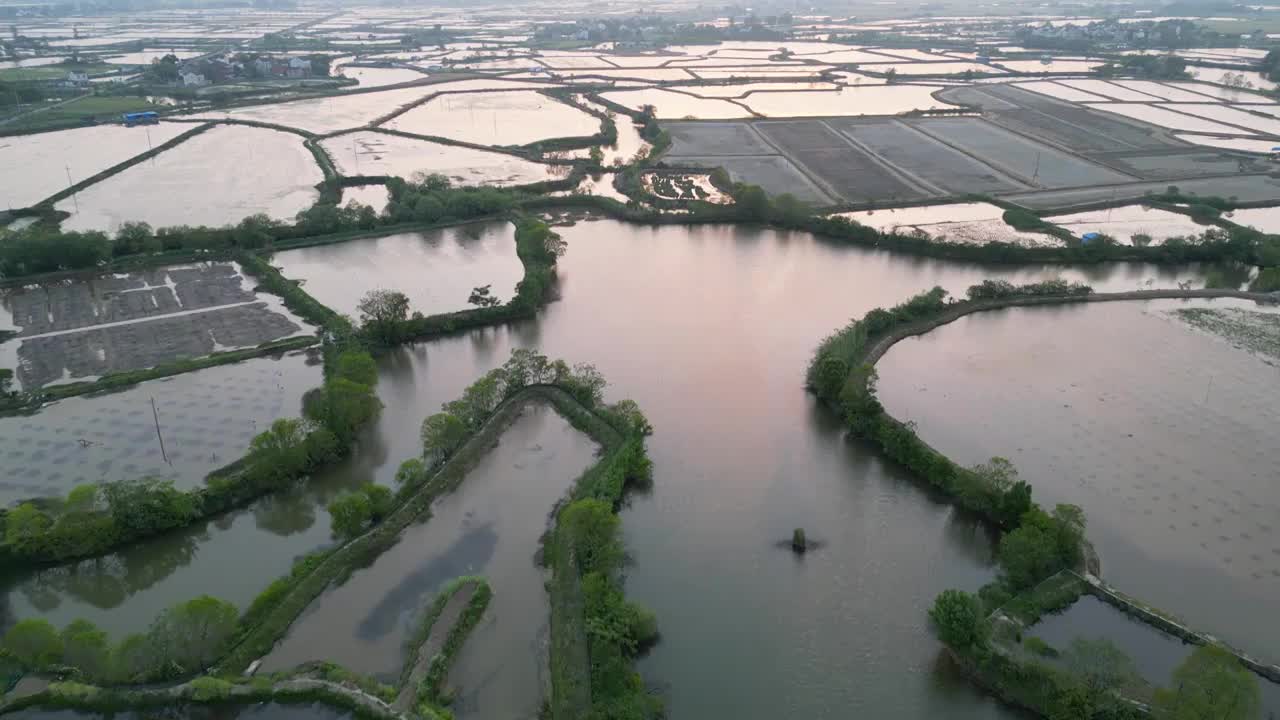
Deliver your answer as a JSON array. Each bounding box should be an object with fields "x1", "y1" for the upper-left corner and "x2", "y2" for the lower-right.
[
  {"x1": 253, "y1": 488, "x2": 318, "y2": 537},
  {"x1": 16, "y1": 525, "x2": 208, "y2": 611}
]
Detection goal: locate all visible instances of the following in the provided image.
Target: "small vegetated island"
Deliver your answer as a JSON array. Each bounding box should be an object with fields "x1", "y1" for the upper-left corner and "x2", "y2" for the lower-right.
[{"x1": 4, "y1": 4, "x2": 1280, "y2": 720}]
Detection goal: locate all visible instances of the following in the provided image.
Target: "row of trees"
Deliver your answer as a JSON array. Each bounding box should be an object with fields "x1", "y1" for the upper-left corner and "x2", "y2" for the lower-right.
[
  {"x1": 4, "y1": 595, "x2": 239, "y2": 683},
  {"x1": 0, "y1": 172, "x2": 534, "y2": 280},
  {"x1": 0, "y1": 351, "x2": 381, "y2": 564},
  {"x1": 419, "y1": 349, "x2": 607, "y2": 463},
  {"x1": 807, "y1": 284, "x2": 1090, "y2": 573}
]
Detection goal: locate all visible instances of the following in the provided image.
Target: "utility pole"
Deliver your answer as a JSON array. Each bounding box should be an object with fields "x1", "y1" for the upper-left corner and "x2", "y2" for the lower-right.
[
  {"x1": 65, "y1": 165, "x2": 78, "y2": 212},
  {"x1": 151, "y1": 397, "x2": 170, "y2": 465}
]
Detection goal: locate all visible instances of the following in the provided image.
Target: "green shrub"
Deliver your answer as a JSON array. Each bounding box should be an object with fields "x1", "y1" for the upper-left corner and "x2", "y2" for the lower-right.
[
  {"x1": 188, "y1": 676, "x2": 236, "y2": 701},
  {"x1": 929, "y1": 590, "x2": 987, "y2": 650},
  {"x1": 4, "y1": 619, "x2": 63, "y2": 667}
]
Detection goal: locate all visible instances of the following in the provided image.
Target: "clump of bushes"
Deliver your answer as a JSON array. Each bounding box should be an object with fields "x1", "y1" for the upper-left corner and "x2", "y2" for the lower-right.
[{"x1": 3, "y1": 595, "x2": 239, "y2": 684}]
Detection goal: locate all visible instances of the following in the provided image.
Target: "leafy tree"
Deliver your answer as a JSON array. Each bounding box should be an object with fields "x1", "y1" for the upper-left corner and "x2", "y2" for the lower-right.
[
  {"x1": 1152, "y1": 644, "x2": 1260, "y2": 720},
  {"x1": 4, "y1": 619, "x2": 62, "y2": 667},
  {"x1": 102, "y1": 476, "x2": 197, "y2": 535},
  {"x1": 335, "y1": 351, "x2": 378, "y2": 386},
  {"x1": 0, "y1": 368, "x2": 13, "y2": 396},
  {"x1": 733, "y1": 183, "x2": 770, "y2": 221},
  {"x1": 560, "y1": 499, "x2": 623, "y2": 574},
  {"x1": 113, "y1": 222, "x2": 157, "y2": 256},
  {"x1": 394, "y1": 458, "x2": 427, "y2": 491},
  {"x1": 357, "y1": 289, "x2": 411, "y2": 344},
  {"x1": 111, "y1": 634, "x2": 152, "y2": 683},
  {"x1": 1062, "y1": 637, "x2": 1139, "y2": 710},
  {"x1": 420, "y1": 411, "x2": 468, "y2": 460},
  {"x1": 364, "y1": 483, "x2": 394, "y2": 521},
  {"x1": 305, "y1": 377, "x2": 382, "y2": 446},
  {"x1": 563, "y1": 362, "x2": 607, "y2": 407},
  {"x1": 5, "y1": 503, "x2": 52, "y2": 547},
  {"x1": 998, "y1": 504, "x2": 1085, "y2": 590},
  {"x1": 64, "y1": 484, "x2": 99, "y2": 514},
  {"x1": 928, "y1": 589, "x2": 987, "y2": 650},
  {"x1": 459, "y1": 370, "x2": 506, "y2": 426},
  {"x1": 146, "y1": 595, "x2": 238, "y2": 675},
  {"x1": 997, "y1": 521, "x2": 1062, "y2": 590},
  {"x1": 328, "y1": 490, "x2": 372, "y2": 539},
  {"x1": 61, "y1": 619, "x2": 110, "y2": 680},
  {"x1": 248, "y1": 418, "x2": 309, "y2": 480}
]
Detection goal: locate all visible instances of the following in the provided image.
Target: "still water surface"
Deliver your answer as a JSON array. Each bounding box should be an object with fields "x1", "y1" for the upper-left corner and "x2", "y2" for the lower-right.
[
  {"x1": 877, "y1": 300, "x2": 1280, "y2": 663},
  {"x1": 1, "y1": 219, "x2": 1221, "y2": 719}
]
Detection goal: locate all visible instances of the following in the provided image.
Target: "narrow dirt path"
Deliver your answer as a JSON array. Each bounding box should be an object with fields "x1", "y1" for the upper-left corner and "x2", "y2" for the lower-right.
[{"x1": 394, "y1": 580, "x2": 481, "y2": 712}]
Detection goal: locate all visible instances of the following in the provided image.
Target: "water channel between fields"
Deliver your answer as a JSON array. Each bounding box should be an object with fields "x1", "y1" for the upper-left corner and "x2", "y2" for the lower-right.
[
  {"x1": 262, "y1": 401, "x2": 599, "y2": 720},
  {"x1": 0, "y1": 219, "x2": 1232, "y2": 720}
]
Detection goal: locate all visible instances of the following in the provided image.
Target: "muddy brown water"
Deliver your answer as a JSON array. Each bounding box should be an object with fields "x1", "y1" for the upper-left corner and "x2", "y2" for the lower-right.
[{"x1": 1, "y1": 219, "x2": 1225, "y2": 719}]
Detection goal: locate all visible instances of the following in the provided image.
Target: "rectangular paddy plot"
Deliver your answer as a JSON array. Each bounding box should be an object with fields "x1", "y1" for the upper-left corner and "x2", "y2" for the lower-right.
[
  {"x1": 673, "y1": 155, "x2": 833, "y2": 205},
  {"x1": 830, "y1": 118, "x2": 1027, "y2": 194},
  {"x1": 0, "y1": 262, "x2": 309, "y2": 390},
  {"x1": 0, "y1": 350, "x2": 320, "y2": 503},
  {"x1": 1102, "y1": 151, "x2": 1262, "y2": 179},
  {"x1": 975, "y1": 84, "x2": 1173, "y2": 152},
  {"x1": 753, "y1": 120, "x2": 929, "y2": 203},
  {"x1": 664, "y1": 121, "x2": 775, "y2": 157},
  {"x1": 906, "y1": 117, "x2": 1134, "y2": 188}
]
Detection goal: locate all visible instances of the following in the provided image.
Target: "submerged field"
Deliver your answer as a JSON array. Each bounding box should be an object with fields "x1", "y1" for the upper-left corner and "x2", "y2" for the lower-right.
[
  {"x1": 0, "y1": 262, "x2": 312, "y2": 389},
  {"x1": 876, "y1": 299, "x2": 1280, "y2": 658},
  {"x1": 54, "y1": 125, "x2": 322, "y2": 233},
  {"x1": 269, "y1": 220, "x2": 523, "y2": 318},
  {"x1": 5, "y1": 9, "x2": 1280, "y2": 720}
]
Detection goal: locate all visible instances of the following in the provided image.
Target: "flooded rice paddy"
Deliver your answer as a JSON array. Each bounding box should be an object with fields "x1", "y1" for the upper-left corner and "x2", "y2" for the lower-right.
[
  {"x1": 262, "y1": 401, "x2": 598, "y2": 719},
  {"x1": 743, "y1": 84, "x2": 953, "y2": 117},
  {"x1": 55, "y1": 125, "x2": 322, "y2": 233},
  {"x1": 321, "y1": 131, "x2": 563, "y2": 185},
  {"x1": 1046, "y1": 205, "x2": 1214, "y2": 244},
  {"x1": 1224, "y1": 205, "x2": 1280, "y2": 234},
  {"x1": 337, "y1": 65, "x2": 426, "y2": 90},
  {"x1": 0, "y1": 262, "x2": 311, "y2": 390},
  {"x1": 834, "y1": 202, "x2": 1061, "y2": 247},
  {"x1": 383, "y1": 90, "x2": 600, "y2": 146},
  {"x1": 1174, "y1": 134, "x2": 1280, "y2": 153},
  {"x1": 0, "y1": 124, "x2": 189, "y2": 210},
  {"x1": 598, "y1": 88, "x2": 748, "y2": 120},
  {"x1": 0, "y1": 349, "x2": 320, "y2": 505},
  {"x1": 189, "y1": 86, "x2": 430, "y2": 135},
  {"x1": 876, "y1": 298, "x2": 1280, "y2": 662},
  {"x1": 269, "y1": 220, "x2": 522, "y2": 318},
  {"x1": 341, "y1": 184, "x2": 391, "y2": 213}
]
